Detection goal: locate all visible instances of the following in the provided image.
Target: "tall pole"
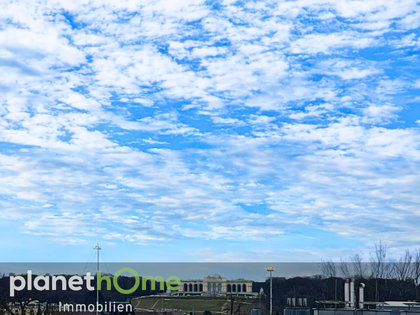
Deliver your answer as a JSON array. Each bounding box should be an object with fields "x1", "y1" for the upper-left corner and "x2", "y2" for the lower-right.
[
  {"x1": 94, "y1": 244, "x2": 101, "y2": 315},
  {"x1": 270, "y1": 271, "x2": 273, "y2": 315},
  {"x1": 266, "y1": 266, "x2": 275, "y2": 315}
]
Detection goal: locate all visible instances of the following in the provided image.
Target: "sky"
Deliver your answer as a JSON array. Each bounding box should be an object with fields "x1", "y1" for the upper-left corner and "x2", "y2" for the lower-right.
[{"x1": 0, "y1": 0, "x2": 419, "y2": 263}]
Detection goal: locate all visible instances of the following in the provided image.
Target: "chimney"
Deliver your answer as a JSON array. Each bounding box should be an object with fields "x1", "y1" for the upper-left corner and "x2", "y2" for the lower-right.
[
  {"x1": 350, "y1": 279, "x2": 355, "y2": 308},
  {"x1": 359, "y1": 283, "x2": 365, "y2": 309},
  {"x1": 344, "y1": 279, "x2": 350, "y2": 307}
]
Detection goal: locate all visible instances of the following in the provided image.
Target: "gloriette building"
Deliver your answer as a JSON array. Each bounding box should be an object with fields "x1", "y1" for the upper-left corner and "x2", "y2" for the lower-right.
[{"x1": 176, "y1": 274, "x2": 255, "y2": 296}]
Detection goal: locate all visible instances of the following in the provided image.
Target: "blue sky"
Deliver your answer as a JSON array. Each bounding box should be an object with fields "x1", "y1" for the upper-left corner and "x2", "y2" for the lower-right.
[{"x1": 0, "y1": 0, "x2": 419, "y2": 262}]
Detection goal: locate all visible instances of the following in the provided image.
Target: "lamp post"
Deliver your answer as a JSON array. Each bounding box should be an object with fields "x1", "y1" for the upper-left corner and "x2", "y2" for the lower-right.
[
  {"x1": 94, "y1": 244, "x2": 101, "y2": 315},
  {"x1": 266, "y1": 266, "x2": 275, "y2": 315}
]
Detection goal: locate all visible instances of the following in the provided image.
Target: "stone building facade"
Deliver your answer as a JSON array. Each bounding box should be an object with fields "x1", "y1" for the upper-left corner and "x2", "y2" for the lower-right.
[{"x1": 176, "y1": 274, "x2": 255, "y2": 296}]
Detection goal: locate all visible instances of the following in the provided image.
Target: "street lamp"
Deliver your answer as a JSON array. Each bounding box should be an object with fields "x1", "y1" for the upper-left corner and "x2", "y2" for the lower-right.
[{"x1": 266, "y1": 266, "x2": 275, "y2": 315}]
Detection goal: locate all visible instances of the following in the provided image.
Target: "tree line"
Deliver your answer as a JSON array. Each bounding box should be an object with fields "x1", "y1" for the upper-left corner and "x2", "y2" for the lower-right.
[{"x1": 320, "y1": 243, "x2": 420, "y2": 282}]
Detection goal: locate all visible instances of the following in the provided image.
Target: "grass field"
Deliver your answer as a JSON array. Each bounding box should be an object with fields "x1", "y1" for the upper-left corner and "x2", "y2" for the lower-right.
[{"x1": 132, "y1": 296, "x2": 260, "y2": 314}]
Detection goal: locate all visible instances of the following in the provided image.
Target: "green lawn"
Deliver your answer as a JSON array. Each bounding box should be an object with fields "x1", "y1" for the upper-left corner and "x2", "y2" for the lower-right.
[{"x1": 132, "y1": 296, "x2": 258, "y2": 314}]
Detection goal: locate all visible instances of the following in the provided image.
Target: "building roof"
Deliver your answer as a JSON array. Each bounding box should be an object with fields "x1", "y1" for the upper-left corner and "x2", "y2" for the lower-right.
[{"x1": 383, "y1": 302, "x2": 420, "y2": 307}]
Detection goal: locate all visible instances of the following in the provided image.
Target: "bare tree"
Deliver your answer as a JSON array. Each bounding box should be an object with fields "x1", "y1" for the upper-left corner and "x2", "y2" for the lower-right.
[
  {"x1": 412, "y1": 249, "x2": 420, "y2": 302},
  {"x1": 393, "y1": 249, "x2": 412, "y2": 281},
  {"x1": 370, "y1": 242, "x2": 388, "y2": 279},
  {"x1": 340, "y1": 258, "x2": 351, "y2": 278},
  {"x1": 412, "y1": 250, "x2": 420, "y2": 284},
  {"x1": 321, "y1": 260, "x2": 337, "y2": 278},
  {"x1": 350, "y1": 254, "x2": 367, "y2": 279}
]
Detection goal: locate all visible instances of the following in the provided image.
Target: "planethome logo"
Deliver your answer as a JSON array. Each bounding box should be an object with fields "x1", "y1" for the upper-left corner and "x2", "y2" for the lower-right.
[{"x1": 9, "y1": 267, "x2": 180, "y2": 297}]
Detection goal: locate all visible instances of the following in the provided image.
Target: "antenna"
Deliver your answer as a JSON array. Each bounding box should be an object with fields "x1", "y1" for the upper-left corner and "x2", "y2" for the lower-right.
[{"x1": 94, "y1": 244, "x2": 101, "y2": 315}]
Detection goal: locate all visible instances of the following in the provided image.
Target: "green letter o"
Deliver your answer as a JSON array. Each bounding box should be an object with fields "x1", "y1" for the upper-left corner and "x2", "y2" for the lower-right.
[{"x1": 113, "y1": 267, "x2": 140, "y2": 294}]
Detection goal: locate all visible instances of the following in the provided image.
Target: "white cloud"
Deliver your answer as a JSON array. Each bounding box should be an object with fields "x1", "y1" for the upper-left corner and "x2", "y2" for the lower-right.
[
  {"x1": 0, "y1": 0, "x2": 418, "y2": 259},
  {"x1": 290, "y1": 32, "x2": 375, "y2": 55}
]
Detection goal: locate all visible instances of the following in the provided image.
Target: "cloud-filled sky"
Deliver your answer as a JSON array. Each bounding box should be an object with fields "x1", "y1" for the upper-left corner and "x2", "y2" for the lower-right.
[{"x1": 0, "y1": 0, "x2": 419, "y2": 262}]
